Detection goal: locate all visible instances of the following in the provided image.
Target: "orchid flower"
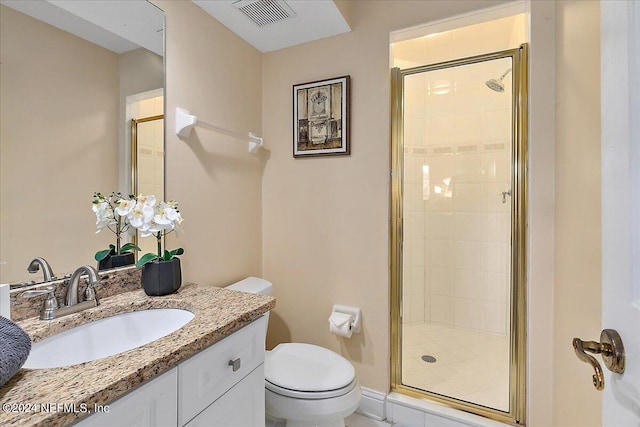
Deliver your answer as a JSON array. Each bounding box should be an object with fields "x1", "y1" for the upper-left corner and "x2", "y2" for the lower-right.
[
  {"x1": 128, "y1": 195, "x2": 185, "y2": 267},
  {"x1": 92, "y1": 192, "x2": 140, "y2": 261}
]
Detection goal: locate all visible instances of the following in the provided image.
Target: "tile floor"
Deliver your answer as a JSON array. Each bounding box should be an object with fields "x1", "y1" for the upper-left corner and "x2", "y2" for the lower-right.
[
  {"x1": 346, "y1": 413, "x2": 391, "y2": 427},
  {"x1": 401, "y1": 322, "x2": 510, "y2": 411},
  {"x1": 270, "y1": 414, "x2": 390, "y2": 427}
]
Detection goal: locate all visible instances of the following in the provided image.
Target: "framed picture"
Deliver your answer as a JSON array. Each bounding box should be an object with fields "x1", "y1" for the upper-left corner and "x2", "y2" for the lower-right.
[{"x1": 293, "y1": 75, "x2": 350, "y2": 158}]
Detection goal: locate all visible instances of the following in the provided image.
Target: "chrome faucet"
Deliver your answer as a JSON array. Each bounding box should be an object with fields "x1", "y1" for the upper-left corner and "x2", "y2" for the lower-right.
[
  {"x1": 27, "y1": 257, "x2": 56, "y2": 282},
  {"x1": 23, "y1": 265, "x2": 100, "y2": 320}
]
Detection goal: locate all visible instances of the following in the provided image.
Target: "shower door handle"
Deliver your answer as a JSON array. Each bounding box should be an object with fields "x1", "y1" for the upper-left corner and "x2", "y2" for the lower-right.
[
  {"x1": 572, "y1": 329, "x2": 625, "y2": 390},
  {"x1": 501, "y1": 190, "x2": 512, "y2": 203}
]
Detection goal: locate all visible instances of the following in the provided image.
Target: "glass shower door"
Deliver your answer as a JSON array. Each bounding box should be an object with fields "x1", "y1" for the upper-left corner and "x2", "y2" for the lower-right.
[{"x1": 391, "y1": 46, "x2": 527, "y2": 424}]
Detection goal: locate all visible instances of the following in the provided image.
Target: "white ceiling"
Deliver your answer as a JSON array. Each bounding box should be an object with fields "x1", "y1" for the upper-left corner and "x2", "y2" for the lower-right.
[
  {"x1": 1, "y1": 0, "x2": 349, "y2": 56},
  {"x1": 192, "y1": 0, "x2": 351, "y2": 53},
  {"x1": 0, "y1": 0, "x2": 164, "y2": 56}
]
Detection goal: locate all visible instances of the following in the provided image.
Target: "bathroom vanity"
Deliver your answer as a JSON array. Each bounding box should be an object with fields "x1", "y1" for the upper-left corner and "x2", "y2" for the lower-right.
[
  {"x1": 78, "y1": 316, "x2": 266, "y2": 427},
  {"x1": 0, "y1": 282, "x2": 274, "y2": 427}
]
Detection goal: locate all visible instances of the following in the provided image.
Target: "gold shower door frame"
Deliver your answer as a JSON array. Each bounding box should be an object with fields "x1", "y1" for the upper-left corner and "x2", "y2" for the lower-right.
[
  {"x1": 131, "y1": 114, "x2": 165, "y2": 259},
  {"x1": 390, "y1": 45, "x2": 528, "y2": 425}
]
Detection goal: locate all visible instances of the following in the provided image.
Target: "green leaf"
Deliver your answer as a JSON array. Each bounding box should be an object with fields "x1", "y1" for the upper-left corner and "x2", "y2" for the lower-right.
[
  {"x1": 160, "y1": 248, "x2": 184, "y2": 261},
  {"x1": 170, "y1": 248, "x2": 184, "y2": 258},
  {"x1": 135, "y1": 253, "x2": 159, "y2": 268},
  {"x1": 94, "y1": 248, "x2": 113, "y2": 262},
  {"x1": 120, "y1": 243, "x2": 141, "y2": 254}
]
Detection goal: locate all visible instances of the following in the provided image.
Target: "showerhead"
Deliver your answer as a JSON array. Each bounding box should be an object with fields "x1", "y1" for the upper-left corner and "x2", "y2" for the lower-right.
[
  {"x1": 485, "y1": 67, "x2": 512, "y2": 92},
  {"x1": 485, "y1": 79, "x2": 505, "y2": 92}
]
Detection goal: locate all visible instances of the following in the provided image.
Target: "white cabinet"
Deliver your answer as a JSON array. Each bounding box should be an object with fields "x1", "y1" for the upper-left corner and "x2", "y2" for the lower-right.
[
  {"x1": 185, "y1": 365, "x2": 265, "y2": 427},
  {"x1": 76, "y1": 317, "x2": 266, "y2": 427},
  {"x1": 76, "y1": 367, "x2": 178, "y2": 427},
  {"x1": 178, "y1": 316, "x2": 265, "y2": 425}
]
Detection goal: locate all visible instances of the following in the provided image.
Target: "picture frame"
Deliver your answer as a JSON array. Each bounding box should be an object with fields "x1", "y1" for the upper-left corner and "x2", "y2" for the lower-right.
[{"x1": 293, "y1": 75, "x2": 350, "y2": 158}]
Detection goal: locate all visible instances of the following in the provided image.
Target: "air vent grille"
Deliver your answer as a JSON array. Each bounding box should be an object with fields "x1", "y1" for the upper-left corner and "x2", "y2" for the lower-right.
[{"x1": 233, "y1": 0, "x2": 296, "y2": 27}]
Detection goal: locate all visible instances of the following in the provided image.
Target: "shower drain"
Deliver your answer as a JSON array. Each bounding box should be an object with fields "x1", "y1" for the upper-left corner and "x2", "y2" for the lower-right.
[{"x1": 421, "y1": 355, "x2": 437, "y2": 363}]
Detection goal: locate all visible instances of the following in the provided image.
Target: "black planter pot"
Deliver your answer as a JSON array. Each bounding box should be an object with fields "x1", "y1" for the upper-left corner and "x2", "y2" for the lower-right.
[
  {"x1": 141, "y1": 258, "x2": 182, "y2": 296},
  {"x1": 97, "y1": 253, "x2": 135, "y2": 271}
]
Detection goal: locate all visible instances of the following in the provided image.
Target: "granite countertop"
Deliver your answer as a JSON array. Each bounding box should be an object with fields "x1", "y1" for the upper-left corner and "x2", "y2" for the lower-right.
[{"x1": 0, "y1": 282, "x2": 275, "y2": 427}]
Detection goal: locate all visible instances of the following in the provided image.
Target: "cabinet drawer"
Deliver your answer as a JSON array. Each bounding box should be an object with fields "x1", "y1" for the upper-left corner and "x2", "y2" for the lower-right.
[
  {"x1": 178, "y1": 317, "x2": 266, "y2": 426},
  {"x1": 184, "y1": 365, "x2": 265, "y2": 427}
]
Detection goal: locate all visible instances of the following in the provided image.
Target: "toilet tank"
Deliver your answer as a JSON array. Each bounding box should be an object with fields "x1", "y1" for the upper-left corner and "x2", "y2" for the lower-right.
[
  {"x1": 226, "y1": 277, "x2": 273, "y2": 296},
  {"x1": 226, "y1": 277, "x2": 273, "y2": 337}
]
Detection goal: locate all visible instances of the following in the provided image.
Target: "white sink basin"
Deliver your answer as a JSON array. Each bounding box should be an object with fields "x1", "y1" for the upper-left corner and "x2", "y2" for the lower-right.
[{"x1": 24, "y1": 308, "x2": 194, "y2": 369}]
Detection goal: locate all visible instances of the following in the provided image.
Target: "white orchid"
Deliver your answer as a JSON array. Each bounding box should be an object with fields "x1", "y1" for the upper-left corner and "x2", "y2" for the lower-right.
[
  {"x1": 149, "y1": 201, "x2": 182, "y2": 232},
  {"x1": 114, "y1": 198, "x2": 136, "y2": 217},
  {"x1": 127, "y1": 194, "x2": 185, "y2": 267},
  {"x1": 91, "y1": 192, "x2": 141, "y2": 262},
  {"x1": 128, "y1": 203, "x2": 155, "y2": 230},
  {"x1": 136, "y1": 194, "x2": 156, "y2": 208},
  {"x1": 92, "y1": 199, "x2": 113, "y2": 232}
]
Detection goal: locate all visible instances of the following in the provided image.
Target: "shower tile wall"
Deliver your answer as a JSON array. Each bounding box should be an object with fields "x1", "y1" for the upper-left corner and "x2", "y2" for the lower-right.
[
  {"x1": 403, "y1": 143, "x2": 428, "y2": 324},
  {"x1": 403, "y1": 61, "x2": 512, "y2": 335}
]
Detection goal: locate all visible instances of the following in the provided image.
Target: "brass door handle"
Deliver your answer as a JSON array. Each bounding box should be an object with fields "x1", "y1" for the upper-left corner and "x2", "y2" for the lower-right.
[{"x1": 572, "y1": 329, "x2": 625, "y2": 390}]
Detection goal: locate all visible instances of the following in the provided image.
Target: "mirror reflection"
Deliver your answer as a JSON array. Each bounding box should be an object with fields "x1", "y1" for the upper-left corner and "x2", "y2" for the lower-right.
[
  {"x1": 0, "y1": 0, "x2": 164, "y2": 285},
  {"x1": 131, "y1": 101, "x2": 165, "y2": 257}
]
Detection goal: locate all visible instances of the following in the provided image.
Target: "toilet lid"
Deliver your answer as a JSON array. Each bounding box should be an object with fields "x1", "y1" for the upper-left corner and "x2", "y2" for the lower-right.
[{"x1": 265, "y1": 343, "x2": 355, "y2": 392}]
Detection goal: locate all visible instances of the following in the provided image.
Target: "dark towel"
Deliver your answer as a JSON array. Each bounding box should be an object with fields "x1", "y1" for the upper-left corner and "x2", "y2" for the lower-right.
[{"x1": 0, "y1": 316, "x2": 31, "y2": 386}]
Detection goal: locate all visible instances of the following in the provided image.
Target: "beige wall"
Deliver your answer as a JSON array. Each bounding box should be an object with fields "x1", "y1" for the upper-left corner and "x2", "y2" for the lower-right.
[
  {"x1": 154, "y1": 1, "x2": 263, "y2": 287},
  {"x1": 553, "y1": 1, "x2": 602, "y2": 425},
  {"x1": 526, "y1": 1, "x2": 556, "y2": 424},
  {"x1": 261, "y1": 0, "x2": 508, "y2": 394},
  {"x1": 0, "y1": 5, "x2": 119, "y2": 283},
  {"x1": 119, "y1": 48, "x2": 164, "y2": 98}
]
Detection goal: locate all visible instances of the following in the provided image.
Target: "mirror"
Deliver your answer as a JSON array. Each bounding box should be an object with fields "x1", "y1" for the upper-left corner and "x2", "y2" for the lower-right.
[{"x1": 0, "y1": 0, "x2": 164, "y2": 285}]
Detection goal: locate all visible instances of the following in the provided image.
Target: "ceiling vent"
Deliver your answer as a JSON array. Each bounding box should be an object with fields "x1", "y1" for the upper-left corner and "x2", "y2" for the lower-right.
[{"x1": 232, "y1": 0, "x2": 296, "y2": 27}]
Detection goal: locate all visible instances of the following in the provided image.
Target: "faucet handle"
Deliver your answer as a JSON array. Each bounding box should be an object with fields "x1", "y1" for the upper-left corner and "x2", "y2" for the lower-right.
[
  {"x1": 22, "y1": 286, "x2": 59, "y2": 320},
  {"x1": 22, "y1": 285, "x2": 56, "y2": 299},
  {"x1": 84, "y1": 284, "x2": 99, "y2": 304}
]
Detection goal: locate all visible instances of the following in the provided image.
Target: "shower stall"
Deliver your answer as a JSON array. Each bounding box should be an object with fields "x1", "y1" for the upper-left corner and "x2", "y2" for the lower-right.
[{"x1": 390, "y1": 45, "x2": 527, "y2": 424}]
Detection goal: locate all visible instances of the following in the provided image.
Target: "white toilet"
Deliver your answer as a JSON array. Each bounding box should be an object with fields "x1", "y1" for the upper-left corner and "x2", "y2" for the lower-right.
[{"x1": 226, "y1": 277, "x2": 361, "y2": 427}]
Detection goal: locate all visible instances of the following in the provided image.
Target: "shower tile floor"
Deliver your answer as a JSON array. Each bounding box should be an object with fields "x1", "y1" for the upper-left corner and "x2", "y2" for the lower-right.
[{"x1": 402, "y1": 322, "x2": 510, "y2": 411}]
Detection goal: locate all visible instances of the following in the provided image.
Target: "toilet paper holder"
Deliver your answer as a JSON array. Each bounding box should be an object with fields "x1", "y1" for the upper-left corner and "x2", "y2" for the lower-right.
[{"x1": 330, "y1": 305, "x2": 362, "y2": 334}]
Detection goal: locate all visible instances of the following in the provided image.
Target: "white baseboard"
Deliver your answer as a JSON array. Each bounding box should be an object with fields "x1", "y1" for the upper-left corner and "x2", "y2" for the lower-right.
[
  {"x1": 355, "y1": 390, "x2": 511, "y2": 427},
  {"x1": 355, "y1": 387, "x2": 387, "y2": 421}
]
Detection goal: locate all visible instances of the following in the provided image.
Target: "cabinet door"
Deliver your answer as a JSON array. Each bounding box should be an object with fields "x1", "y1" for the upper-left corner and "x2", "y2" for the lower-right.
[
  {"x1": 179, "y1": 317, "x2": 266, "y2": 425},
  {"x1": 76, "y1": 367, "x2": 177, "y2": 427},
  {"x1": 185, "y1": 365, "x2": 265, "y2": 427}
]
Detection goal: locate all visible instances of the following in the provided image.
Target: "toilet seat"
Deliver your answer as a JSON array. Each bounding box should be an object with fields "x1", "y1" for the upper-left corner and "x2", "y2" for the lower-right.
[
  {"x1": 266, "y1": 377, "x2": 358, "y2": 400},
  {"x1": 265, "y1": 343, "x2": 356, "y2": 400}
]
